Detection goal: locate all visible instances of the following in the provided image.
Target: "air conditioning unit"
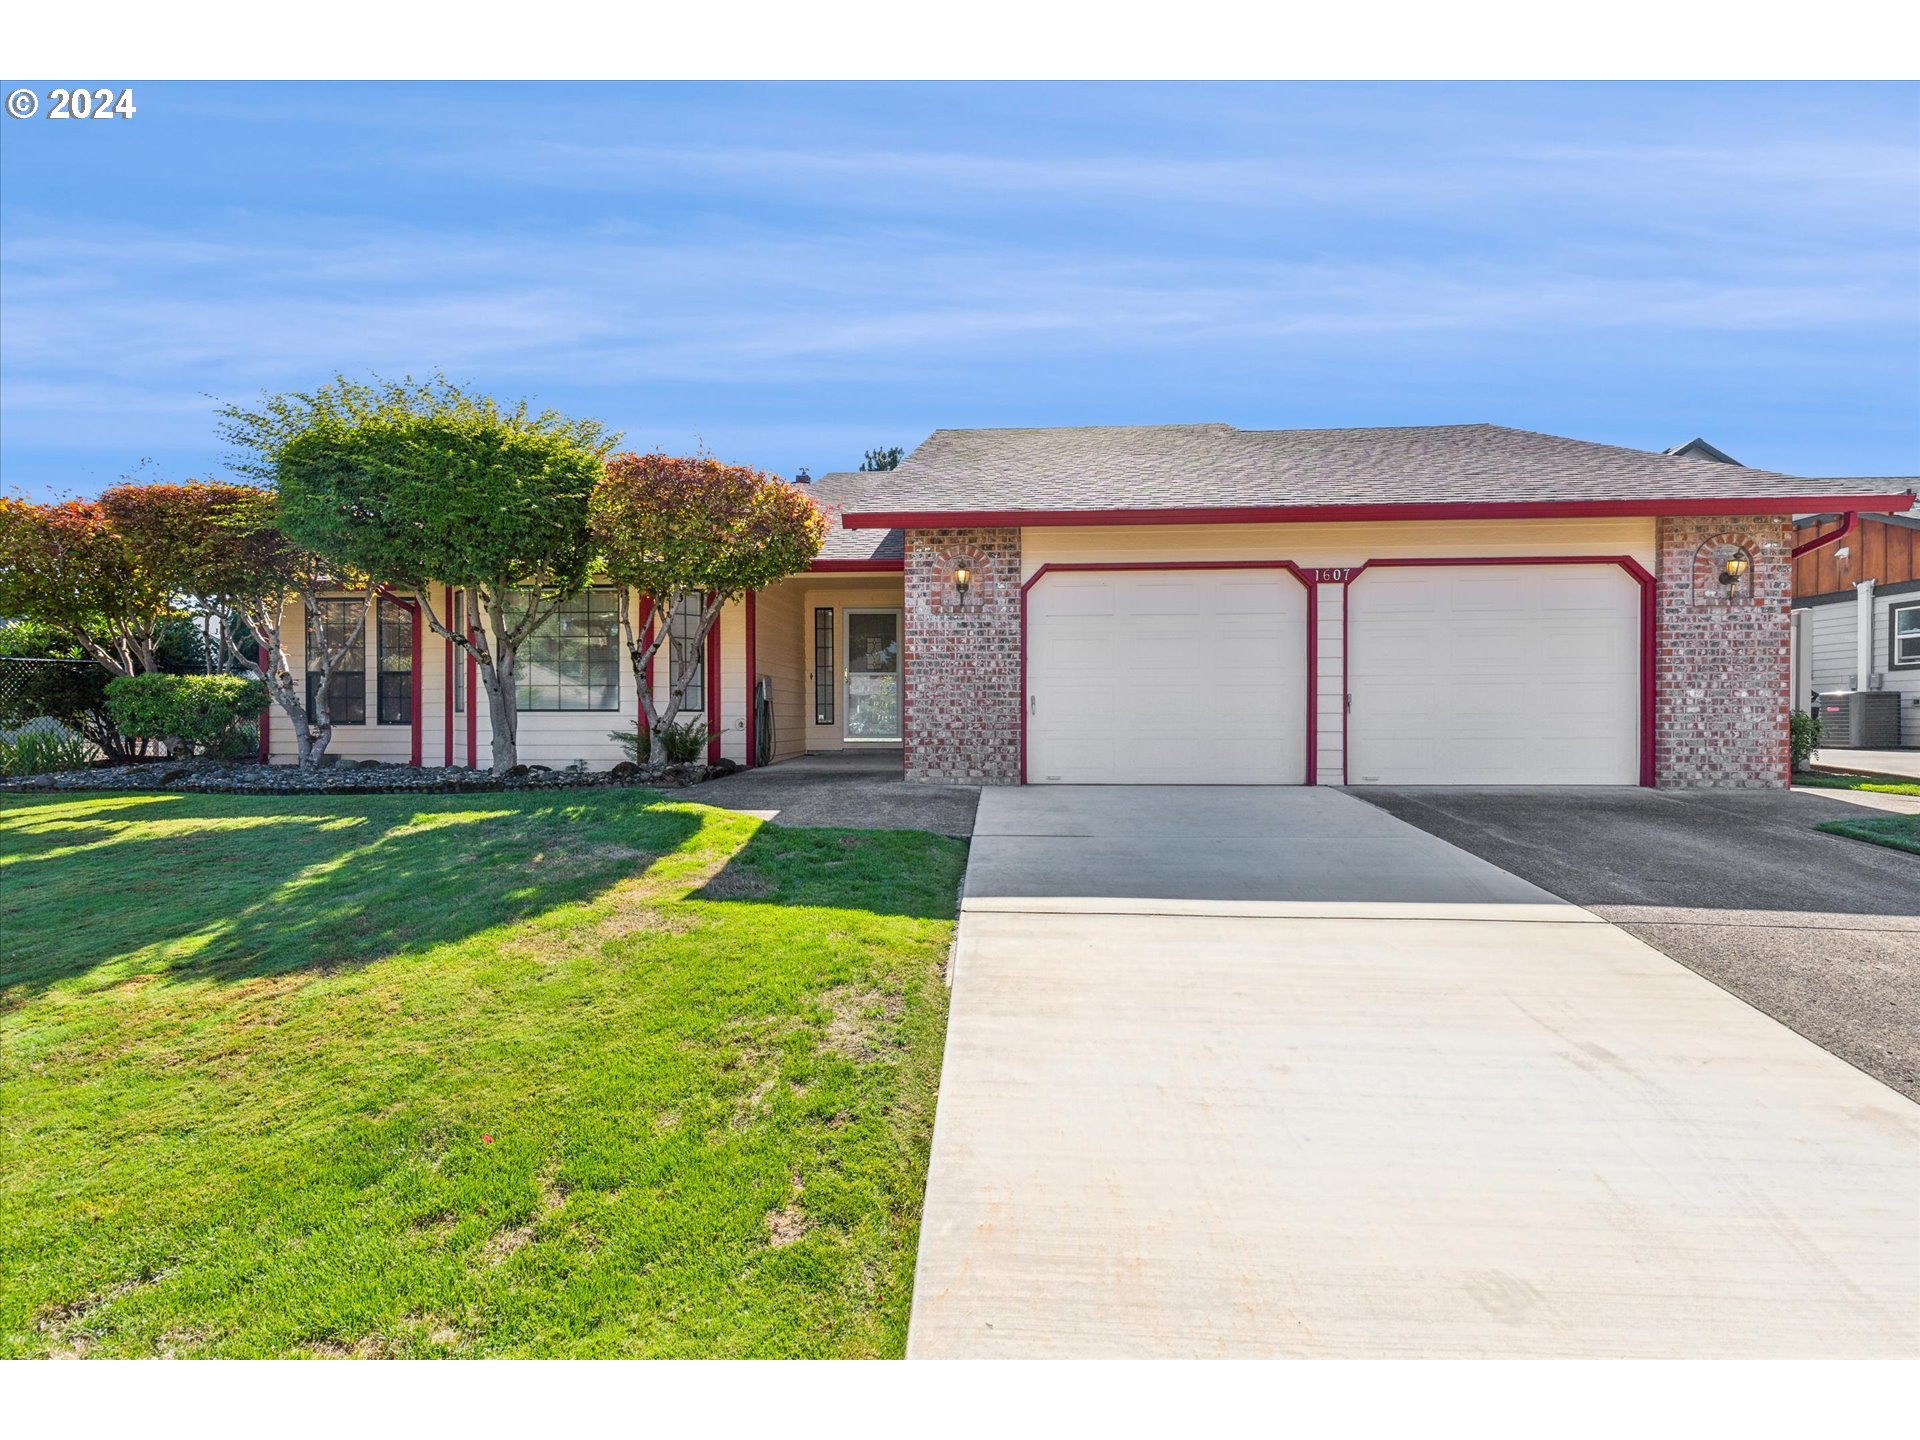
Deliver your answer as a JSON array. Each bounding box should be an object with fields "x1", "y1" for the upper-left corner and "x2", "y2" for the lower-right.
[{"x1": 1813, "y1": 690, "x2": 1901, "y2": 749}]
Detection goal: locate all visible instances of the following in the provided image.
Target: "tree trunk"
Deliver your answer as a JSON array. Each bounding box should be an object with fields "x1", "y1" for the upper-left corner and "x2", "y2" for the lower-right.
[
  {"x1": 619, "y1": 589, "x2": 723, "y2": 765},
  {"x1": 478, "y1": 645, "x2": 519, "y2": 773},
  {"x1": 618, "y1": 590, "x2": 667, "y2": 764},
  {"x1": 233, "y1": 592, "x2": 339, "y2": 769}
]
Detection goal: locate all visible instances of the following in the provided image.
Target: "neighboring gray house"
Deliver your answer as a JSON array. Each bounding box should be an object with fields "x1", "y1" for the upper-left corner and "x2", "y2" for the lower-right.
[{"x1": 1791, "y1": 509, "x2": 1920, "y2": 748}]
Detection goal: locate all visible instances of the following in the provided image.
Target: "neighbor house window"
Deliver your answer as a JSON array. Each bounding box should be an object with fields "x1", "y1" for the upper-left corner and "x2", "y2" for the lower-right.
[
  {"x1": 376, "y1": 598, "x2": 415, "y2": 725},
  {"x1": 814, "y1": 607, "x2": 835, "y2": 724},
  {"x1": 517, "y1": 589, "x2": 621, "y2": 712},
  {"x1": 451, "y1": 591, "x2": 465, "y2": 714},
  {"x1": 305, "y1": 597, "x2": 367, "y2": 725},
  {"x1": 1892, "y1": 601, "x2": 1920, "y2": 670},
  {"x1": 668, "y1": 593, "x2": 707, "y2": 710}
]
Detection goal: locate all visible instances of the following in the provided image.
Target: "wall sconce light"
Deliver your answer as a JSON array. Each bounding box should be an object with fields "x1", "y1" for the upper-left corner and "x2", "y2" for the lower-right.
[
  {"x1": 953, "y1": 564, "x2": 972, "y2": 603},
  {"x1": 1718, "y1": 553, "x2": 1750, "y2": 598}
]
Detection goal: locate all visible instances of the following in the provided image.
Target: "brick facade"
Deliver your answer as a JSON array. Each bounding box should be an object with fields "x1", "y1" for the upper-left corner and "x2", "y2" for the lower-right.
[
  {"x1": 903, "y1": 527, "x2": 1022, "y2": 783},
  {"x1": 1653, "y1": 514, "x2": 1794, "y2": 788}
]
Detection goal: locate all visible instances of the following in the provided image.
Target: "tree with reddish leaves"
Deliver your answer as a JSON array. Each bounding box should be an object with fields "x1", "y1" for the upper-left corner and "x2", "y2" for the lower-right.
[
  {"x1": 590, "y1": 454, "x2": 827, "y2": 763},
  {"x1": 0, "y1": 496, "x2": 177, "y2": 675}
]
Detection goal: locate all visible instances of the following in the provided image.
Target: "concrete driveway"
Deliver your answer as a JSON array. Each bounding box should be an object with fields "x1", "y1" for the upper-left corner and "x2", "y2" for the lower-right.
[
  {"x1": 907, "y1": 786, "x2": 1920, "y2": 1359},
  {"x1": 1817, "y1": 749, "x2": 1920, "y2": 781}
]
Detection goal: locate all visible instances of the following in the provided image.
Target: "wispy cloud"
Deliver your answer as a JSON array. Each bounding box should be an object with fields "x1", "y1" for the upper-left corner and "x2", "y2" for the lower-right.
[
  {"x1": 2, "y1": 82, "x2": 1916, "y2": 492},
  {"x1": 3, "y1": 219, "x2": 1908, "y2": 398}
]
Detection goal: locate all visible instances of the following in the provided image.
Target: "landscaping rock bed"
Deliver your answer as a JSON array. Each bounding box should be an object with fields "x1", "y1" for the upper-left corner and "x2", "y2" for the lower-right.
[{"x1": 0, "y1": 756, "x2": 729, "y2": 796}]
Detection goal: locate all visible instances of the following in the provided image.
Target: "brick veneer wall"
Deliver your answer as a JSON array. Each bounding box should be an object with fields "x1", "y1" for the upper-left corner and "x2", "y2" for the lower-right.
[
  {"x1": 903, "y1": 527, "x2": 1022, "y2": 783},
  {"x1": 1653, "y1": 514, "x2": 1793, "y2": 788}
]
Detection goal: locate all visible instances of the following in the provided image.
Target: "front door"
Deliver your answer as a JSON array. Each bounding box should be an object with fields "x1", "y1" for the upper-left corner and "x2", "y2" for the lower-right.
[{"x1": 844, "y1": 608, "x2": 902, "y2": 742}]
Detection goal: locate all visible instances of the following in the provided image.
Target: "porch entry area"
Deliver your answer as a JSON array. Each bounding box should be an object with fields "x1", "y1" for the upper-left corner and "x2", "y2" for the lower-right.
[{"x1": 751, "y1": 570, "x2": 906, "y2": 765}]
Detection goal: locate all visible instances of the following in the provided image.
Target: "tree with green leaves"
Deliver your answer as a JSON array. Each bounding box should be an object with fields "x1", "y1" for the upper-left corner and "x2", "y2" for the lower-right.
[
  {"x1": 590, "y1": 453, "x2": 826, "y2": 763},
  {"x1": 859, "y1": 446, "x2": 904, "y2": 472},
  {"x1": 233, "y1": 376, "x2": 617, "y2": 773}
]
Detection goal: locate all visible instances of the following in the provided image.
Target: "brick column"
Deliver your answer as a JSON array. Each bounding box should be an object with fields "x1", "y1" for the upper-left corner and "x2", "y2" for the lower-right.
[
  {"x1": 1653, "y1": 515, "x2": 1793, "y2": 788},
  {"x1": 903, "y1": 527, "x2": 1022, "y2": 784}
]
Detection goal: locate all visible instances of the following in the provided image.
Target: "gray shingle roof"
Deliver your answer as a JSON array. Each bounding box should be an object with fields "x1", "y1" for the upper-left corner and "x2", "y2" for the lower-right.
[
  {"x1": 801, "y1": 472, "x2": 902, "y2": 561},
  {"x1": 832, "y1": 423, "x2": 1914, "y2": 524}
]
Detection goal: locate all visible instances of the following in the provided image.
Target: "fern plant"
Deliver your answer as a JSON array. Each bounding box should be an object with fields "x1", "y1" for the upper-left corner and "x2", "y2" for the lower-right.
[{"x1": 609, "y1": 718, "x2": 710, "y2": 766}]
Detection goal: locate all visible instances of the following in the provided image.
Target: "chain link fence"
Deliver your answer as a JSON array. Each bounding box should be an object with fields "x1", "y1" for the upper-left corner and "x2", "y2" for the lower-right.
[
  {"x1": 0, "y1": 656, "x2": 97, "y2": 743},
  {"x1": 0, "y1": 655, "x2": 103, "y2": 774}
]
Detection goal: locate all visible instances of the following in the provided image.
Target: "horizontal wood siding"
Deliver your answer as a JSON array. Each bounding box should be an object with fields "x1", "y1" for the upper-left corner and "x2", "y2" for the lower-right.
[
  {"x1": 753, "y1": 581, "x2": 808, "y2": 763},
  {"x1": 1804, "y1": 601, "x2": 1856, "y2": 692}
]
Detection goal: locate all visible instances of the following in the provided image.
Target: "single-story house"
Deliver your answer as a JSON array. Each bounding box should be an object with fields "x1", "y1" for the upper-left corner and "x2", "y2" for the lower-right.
[
  {"x1": 1790, "y1": 508, "x2": 1920, "y2": 748},
  {"x1": 266, "y1": 423, "x2": 1915, "y2": 788}
]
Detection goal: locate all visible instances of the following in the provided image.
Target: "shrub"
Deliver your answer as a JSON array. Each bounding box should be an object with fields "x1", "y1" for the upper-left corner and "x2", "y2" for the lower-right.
[
  {"x1": 0, "y1": 618, "x2": 210, "y2": 759},
  {"x1": 0, "y1": 727, "x2": 93, "y2": 777},
  {"x1": 609, "y1": 718, "x2": 709, "y2": 766},
  {"x1": 104, "y1": 673, "x2": 268, "y2": 757},
  {"x1": 1789, "y1": 709, "x2": 1823, "y2": 773}
]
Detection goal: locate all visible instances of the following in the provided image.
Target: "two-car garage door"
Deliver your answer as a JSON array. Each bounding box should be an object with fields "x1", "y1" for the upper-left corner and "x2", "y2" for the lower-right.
[
  {"x1": 1023, "y1": 561, "x2": 1641, "y2": 786},
  {"x1": 1346, "y1": 564, "x2": 1641, "y2": 785}
]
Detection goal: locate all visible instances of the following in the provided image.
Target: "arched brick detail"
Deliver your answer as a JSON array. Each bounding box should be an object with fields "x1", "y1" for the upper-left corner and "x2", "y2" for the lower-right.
[
  {"x1": 1690, "y1": 532, "x2": 1762, "y2": 606},
  {"x1": 920, "y1": 541, "x2": 998, "y2": 618},
  {"x1": 1655, "y1": 516, "x2": 1793, "y2": 788},
  {"x1": 902, "y1": 528, "x2": 1022, "y2": 783}
]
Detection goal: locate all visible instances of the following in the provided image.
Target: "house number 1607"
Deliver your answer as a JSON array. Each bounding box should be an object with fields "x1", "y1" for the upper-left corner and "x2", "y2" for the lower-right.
[{"x1": 1309, "y1": 567, "x2": 1357, "y2": 583}]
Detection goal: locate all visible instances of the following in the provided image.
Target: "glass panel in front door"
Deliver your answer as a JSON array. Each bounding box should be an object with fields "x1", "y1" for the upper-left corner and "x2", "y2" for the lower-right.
[{"x1": 845, "y1": 611, "x2": 901, "y2": 741}]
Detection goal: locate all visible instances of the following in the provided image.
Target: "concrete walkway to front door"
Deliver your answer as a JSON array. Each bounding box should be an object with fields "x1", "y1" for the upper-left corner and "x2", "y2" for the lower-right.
[{"x1": 906, "y1": 787, "x2": 1920, "y2": 1359}]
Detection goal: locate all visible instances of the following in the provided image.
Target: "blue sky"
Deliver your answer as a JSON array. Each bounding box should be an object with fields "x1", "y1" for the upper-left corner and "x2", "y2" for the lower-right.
[{"x1": 2, "y1": 80, "x2": 1916, "y2": 499}]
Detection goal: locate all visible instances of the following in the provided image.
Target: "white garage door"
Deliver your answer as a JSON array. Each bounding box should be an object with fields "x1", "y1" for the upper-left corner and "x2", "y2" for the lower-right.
[
  {"x1": 1347, "y1": 564, "x2": 1640, "y2": 785},
  {"x1": 1026, "y1": 568, "x2": 1308, "y2": 784}
]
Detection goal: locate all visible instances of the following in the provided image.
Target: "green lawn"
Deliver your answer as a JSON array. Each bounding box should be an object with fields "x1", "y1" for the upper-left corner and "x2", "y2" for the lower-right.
[
  {"x1": 1795, "y1": 771, "x2": 1920, "y2": 797},
  {"x1": 1814, "y1": 813, "x2": 1920, "y2": 856},
  {"x1": 0, "y1": 789, "x2": 966, "y2": 1358}
]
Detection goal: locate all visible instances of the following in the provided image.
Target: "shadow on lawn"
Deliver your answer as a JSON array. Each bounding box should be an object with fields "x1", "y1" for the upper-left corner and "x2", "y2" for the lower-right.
[
  {"x1": 0, "y1": 791, "x2": 707, "y2": 1000},
  {"x1": 687, "y1": 822, "x2": 966, "y2": 922}
]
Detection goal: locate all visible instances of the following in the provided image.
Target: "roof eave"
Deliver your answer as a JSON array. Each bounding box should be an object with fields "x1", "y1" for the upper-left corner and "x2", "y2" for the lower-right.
[
  {"x1": 806, "y1": 558, "x2": 905, "y2": 573},
  {"x1": 840, "y1": 493, "x2": 1919, "y2": 530}
]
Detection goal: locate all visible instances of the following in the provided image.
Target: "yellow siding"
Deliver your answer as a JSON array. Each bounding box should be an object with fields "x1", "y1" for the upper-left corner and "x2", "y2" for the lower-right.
[
  {"x1": 1020, "y1": 517, "x2": 1655, "y2": 577},
  {"x1": 753, "y1": 581, "x2": 809, "y2": 763}
]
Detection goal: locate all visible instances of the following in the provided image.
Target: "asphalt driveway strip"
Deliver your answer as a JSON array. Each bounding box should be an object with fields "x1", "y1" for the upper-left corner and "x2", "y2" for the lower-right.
[{"x1": 1355, "y1": 786, "x2": 1920, "y2": 1102}]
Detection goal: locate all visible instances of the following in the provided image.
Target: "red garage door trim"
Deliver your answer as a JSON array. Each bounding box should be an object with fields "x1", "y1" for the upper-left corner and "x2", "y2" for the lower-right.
[
  {"x1": 1018, "y1": 560, "x2": 1318, "y2": 786},
  {"x1": 1338, "y1": 555, "x2": 1655, "y2": 788}
]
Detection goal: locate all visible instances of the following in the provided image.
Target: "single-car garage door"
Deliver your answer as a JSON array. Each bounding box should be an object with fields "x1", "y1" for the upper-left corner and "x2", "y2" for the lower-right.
[
  {"x1": 1026, "y1": 567, "x2": 1308, "y2": 784},
  {"x1": 1347, "y1": 563, "x2": 1641, "y2": 785}
]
